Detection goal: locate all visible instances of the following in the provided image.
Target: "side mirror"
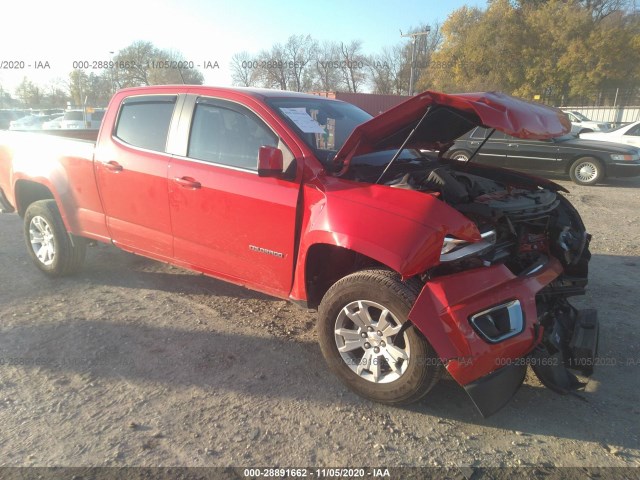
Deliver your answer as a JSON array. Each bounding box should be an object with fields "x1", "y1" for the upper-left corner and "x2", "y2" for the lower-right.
[{"x1": 258, "y1": 145, "x2": 283, "y2": 177}]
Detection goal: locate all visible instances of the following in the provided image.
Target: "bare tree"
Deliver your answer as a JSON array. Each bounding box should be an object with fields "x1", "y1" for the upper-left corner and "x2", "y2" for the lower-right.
[
  {"x1": 42, "y1": 79, "x2": 69, "y2": 108},
  {"x1": 312, "y1": 41, "x2": 342, "y2": 92},
  {"x1": 256, "y1": 44, "x2": 289, "y2": 90},
  {"x1": 367, "y1": 45, "x2": 406, "y2": 94},
  {"x1": 112, "y1": 41, "x2": 155, "y2": 86},
  {"x1": 338, "y1": 41, "x2": 367, "y2": 93},
  {"x1": 581, "y1": 0, "x2": 632, "y2": 19},
  {"x1": 284, "y1": 34, "x2": 318, "y2": 92},
  {"x1": 112, "y1": 41, "x2": 203, "y2": 87},
  {"x1": 230, "y1": 51, "x2": 258, "y2": 87}
]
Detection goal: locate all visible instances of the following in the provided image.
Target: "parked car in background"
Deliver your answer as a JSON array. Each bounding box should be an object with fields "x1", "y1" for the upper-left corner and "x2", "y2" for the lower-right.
[
  {"x1": 42, "y1": 115, "x2": 65, "y2": 129},
  {"x1": 579, "y1": 121, "x2": 640, "y2": 148},
  {"x1": 0, "y1": 111, "x2": 22, "y2": 130},
  {"x1": 565, "y1": 111, "x2": 610, "y2": 135},
  {"x1": 8, "y1": 115, "x2": 52, "y2": 131},
  {"x1": 446, "y1": 127, "x2": 640, "y2": 185},
  {"x1": 60, "y1": 109, "x2": 105, "y2": 129}
]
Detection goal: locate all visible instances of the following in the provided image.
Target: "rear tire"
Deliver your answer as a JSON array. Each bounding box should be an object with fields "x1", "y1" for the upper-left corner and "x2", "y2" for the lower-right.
[
  {"x1": 24, "y1": 200, "x2": 86, "y2": 276},
  {"x1": 317, "y1": 269, "x2": 442, "y2": 405},
  {"x1": 569, "y1": 157, "x2": 603, "y2": 186}
]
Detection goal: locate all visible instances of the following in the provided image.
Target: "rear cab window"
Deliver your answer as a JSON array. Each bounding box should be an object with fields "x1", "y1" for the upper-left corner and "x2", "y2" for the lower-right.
[{"x1": 114, "y1": 95, "x2": 177, "y2": 152}]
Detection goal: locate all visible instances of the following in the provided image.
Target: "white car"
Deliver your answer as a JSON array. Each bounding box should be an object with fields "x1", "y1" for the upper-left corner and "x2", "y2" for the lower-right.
[
  {"x1": 580, "y1": 121, "x2": 640, "y2": 148},
  {"x1": 565, "y1": 111, "x2": 610, "y2": 135},
  {"x1": 60, "y1": 109, "x2": 105, "y2": 129},
  {"x1": 8, "y1": 115, "x2": 51, "y2": 131},
  {"x1": 42, "y1": 115, "x2": 65, "y2": 129}
]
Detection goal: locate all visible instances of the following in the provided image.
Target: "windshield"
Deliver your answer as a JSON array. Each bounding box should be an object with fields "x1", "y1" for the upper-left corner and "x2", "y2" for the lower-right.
[
  {"x1": 265, "y1": 97, "x2": 372, "y2": 164},
  {"x1": 602, "y1": 123, "x2": 631, "y2": 133},
  {"x1": 570, "y1": 111, "x2": 590, "y2": 121}
]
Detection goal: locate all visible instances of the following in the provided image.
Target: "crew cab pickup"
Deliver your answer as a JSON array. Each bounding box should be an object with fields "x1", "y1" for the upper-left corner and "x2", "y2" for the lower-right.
[{"x1": 0, "y1": 86, "x2": 599, "y2": 416}]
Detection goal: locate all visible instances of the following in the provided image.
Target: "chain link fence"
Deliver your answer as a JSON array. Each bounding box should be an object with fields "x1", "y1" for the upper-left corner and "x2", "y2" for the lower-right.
[{"x1": 539, "y1": 87, "x2": 640, "y2": 126}]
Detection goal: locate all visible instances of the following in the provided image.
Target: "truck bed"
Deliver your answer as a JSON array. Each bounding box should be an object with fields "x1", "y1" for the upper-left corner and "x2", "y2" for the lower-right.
[{"x1": 0, "y1": 130, "x2": 98, "y2": 220}]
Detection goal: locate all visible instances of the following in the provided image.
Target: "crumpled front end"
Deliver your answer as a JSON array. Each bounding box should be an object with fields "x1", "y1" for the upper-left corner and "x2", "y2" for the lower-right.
[{"x1": 402, "y1": 162, "x2": 598, "y2": 416}]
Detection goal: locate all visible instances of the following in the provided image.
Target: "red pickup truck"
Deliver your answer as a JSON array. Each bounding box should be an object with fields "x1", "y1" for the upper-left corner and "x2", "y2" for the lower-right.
[{"x1": 0, "y1": 86, "x2": 598, "y2": 416}]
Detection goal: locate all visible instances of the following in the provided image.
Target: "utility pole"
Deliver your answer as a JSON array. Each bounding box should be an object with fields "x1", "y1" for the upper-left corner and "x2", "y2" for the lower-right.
[{"x1": 401, "y1": 28, "x2": 430, "y2": 96}]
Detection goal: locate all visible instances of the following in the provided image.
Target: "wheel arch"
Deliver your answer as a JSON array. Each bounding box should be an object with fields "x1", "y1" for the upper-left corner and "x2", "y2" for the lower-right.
[
  {"x1": 14, "y1": 179, "x2": 55, "y2": 217},
  {"x1": 303, "y1": 243, "x2": 389, "y2": 309}
]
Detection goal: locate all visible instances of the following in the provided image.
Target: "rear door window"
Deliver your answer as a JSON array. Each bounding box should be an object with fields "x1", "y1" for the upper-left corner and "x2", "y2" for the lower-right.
[{"x1": 115, "y1": 96, "x2": 177, "y2": 152}]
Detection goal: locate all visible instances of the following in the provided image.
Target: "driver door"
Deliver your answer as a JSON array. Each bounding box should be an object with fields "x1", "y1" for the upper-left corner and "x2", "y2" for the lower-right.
[{"x1": 167, "y1": 96, "x2": 301, "y2": 297}]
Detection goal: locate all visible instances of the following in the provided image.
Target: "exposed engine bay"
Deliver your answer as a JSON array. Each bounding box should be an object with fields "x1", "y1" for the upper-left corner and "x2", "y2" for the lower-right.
[{"x1": 347, "y1": 153, "x2": 598, "y2": 394}]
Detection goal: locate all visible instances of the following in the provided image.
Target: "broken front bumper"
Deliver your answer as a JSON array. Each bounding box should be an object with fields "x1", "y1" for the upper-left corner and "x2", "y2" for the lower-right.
[{"x1": 408, "y1": 256, "x2": 598, "y2": 416}]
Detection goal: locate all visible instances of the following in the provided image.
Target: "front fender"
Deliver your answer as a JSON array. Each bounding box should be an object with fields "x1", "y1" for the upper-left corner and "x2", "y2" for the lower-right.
[{"x1": 289, "y1": 175, "x2": 480, "y2": 301}]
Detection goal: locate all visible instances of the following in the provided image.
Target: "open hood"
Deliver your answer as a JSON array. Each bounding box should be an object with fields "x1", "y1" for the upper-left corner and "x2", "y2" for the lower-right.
[{"x1": 333, "y1": 90, "x2": 571, "y2": 173}]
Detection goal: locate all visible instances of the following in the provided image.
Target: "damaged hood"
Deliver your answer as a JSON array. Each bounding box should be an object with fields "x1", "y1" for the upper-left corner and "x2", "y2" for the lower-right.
[{"x1": 333, "y1": 90, "x2": 571, "y2": 173}]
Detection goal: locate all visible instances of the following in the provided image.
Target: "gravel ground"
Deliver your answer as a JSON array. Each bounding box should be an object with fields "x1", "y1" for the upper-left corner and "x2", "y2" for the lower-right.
[{"x1": 0, "y1": 177, "x2": 639, "y2": 470}]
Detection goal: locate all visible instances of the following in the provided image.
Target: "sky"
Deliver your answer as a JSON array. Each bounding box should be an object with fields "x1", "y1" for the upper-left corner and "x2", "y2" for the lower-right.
[{"x1": 0, "y1": 0, "x2": 486, "y2": 95}]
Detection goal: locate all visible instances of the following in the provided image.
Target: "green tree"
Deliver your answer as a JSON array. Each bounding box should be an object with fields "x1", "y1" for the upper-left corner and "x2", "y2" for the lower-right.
[
  {"x1": 68, "y1": 70, "x2": 90, "y2": 107},
  {"x1": 15, "y1": 77, "x2": 43, "y2": 108},
  {"x1": 421, "y1": 0, "x2": 639, "y2": 103}
]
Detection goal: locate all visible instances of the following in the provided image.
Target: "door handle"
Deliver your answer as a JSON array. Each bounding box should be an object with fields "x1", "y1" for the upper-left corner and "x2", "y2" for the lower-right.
[
  {"x1": 507, "y1": 143, "x2": 519, "y2": 148},
  {"x1": 173, "y1": 176, "x2": 201, "y2": 189},
  {"x1": 102, "y1": 160, "x2": 123, "y2": 172}
]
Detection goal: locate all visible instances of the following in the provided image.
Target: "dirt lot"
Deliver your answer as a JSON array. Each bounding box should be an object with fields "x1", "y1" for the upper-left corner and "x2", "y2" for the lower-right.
[{"x1": 0, "y1": 176, "x2": 639, "y2": 471}]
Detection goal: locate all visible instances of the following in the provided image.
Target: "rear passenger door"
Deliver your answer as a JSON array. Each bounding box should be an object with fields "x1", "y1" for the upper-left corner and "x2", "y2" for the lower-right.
[
  {"x1": 167, "y1": 96, "x2": 300, "y2": 297},
  {"x1": 95, "y1": 95, "x2": 177, "y2": 258}
]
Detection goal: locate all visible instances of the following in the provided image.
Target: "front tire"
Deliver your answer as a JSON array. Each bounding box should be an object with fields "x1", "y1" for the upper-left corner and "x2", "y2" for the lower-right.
[
  {"x1": 24, "y1": 200, "x2": 86, "y2": 276},
  {"x1": 569, "y1": 157, "x2": 604, "y2": 186},
  {"x1": 318, "y1": 269, "x2": 442, "y2": 405}
]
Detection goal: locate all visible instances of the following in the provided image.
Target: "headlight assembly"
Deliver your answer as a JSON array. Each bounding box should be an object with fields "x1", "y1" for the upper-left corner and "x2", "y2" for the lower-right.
[
  {"x1": 610, "y1": 153, "x2": 639, "y2": 161},
  {"x1": 440, "y1": 230, "x2": 497, "y2": 262}
]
